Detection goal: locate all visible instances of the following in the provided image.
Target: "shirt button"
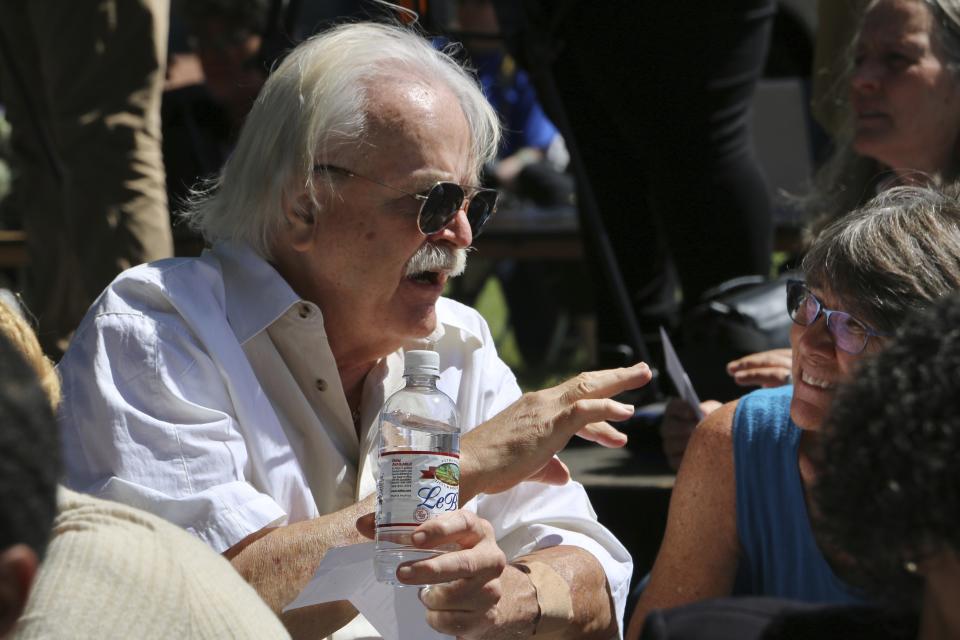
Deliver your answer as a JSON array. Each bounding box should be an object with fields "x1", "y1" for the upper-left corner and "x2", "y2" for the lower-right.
[
  {"x1": 298, "y1": 304, "x2": 312, "y2": 319},
  {"x1": 315, "y1": 379, "x2": 327, "y2": 392}
]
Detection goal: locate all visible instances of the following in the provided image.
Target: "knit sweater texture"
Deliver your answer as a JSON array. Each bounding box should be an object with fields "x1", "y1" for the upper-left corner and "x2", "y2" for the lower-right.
[{"x1": 13, "y1": 488, "x2": 290, "y2": 639}]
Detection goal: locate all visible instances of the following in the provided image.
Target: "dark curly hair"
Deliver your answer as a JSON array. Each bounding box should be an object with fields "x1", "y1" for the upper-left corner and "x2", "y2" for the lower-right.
[{"x1": 814, "y1": 291, "x2": 960, "y2": 608}]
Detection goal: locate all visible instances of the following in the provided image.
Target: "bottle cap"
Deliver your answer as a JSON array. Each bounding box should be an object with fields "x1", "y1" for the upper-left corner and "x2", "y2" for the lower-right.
[{"x1": 404, "y1": 349, "x2": 440, "y2": 376}]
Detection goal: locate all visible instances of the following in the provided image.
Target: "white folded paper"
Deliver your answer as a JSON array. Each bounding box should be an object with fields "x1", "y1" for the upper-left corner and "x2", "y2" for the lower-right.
[
  {"x1": 283, "y1": 542, "x2": 452, "y2": 640},
  {"x1": 660, "y1": 326, "x2": 705, "y2": 420}
]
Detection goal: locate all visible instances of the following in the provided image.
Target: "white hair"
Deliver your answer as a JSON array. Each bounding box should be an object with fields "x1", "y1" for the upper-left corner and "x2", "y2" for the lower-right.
[{"x1": 181, "y1": 22, "x2": 502, "y2": 258}]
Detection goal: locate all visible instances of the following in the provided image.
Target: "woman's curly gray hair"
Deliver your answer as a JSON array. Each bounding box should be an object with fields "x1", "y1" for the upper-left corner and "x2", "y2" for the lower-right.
[{"x1": 803, "y1": 183, "x2": 960, "y2": 333}]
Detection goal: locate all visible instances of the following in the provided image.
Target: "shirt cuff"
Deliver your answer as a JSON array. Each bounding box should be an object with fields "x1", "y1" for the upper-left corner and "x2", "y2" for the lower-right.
[
  {"x1": 188, "y1": 492, "x2": 288, "y2": 553},
  {"x1": 92, "y1": 476, "x2": 288, "y2": 554}
]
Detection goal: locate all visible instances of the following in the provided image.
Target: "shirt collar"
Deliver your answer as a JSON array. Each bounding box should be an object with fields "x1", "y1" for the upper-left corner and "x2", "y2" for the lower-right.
[
  {"x1": 431, "y1": 298, "x2": 484, "y2": 350},
  {"x1": 208, "y1": 241, "x2": 300, "y2": 344},
  {"x1": 209, "y1": 240, "x2": 485, "y2": 349}
]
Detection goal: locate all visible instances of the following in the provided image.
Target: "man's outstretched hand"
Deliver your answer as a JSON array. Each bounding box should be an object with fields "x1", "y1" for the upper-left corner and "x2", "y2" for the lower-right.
[{"x1": 461, "y1": 362, "x2": 652, "y2": 499}]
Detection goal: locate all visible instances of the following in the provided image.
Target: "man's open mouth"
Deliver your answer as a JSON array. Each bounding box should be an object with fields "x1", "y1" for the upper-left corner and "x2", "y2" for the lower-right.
[{"x1": 407, "y1": 270, "x2": 443, "y2": 285}]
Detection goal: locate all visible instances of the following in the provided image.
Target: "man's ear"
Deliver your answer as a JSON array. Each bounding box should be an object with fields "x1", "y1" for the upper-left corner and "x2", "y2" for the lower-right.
[
  {"x1": 280, "y1": 190, "x2": 319, "y2": 252},
  {"x1": 0, "y1": 544, "x2": 39, "y2": 638}
]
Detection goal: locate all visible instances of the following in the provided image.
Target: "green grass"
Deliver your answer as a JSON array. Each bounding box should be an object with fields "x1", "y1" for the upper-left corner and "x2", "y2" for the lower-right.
[
  {"x1": 772, "y1": 251, "x2": 793, "y2": 275},
  {"x1": 472, "y1": 275, "x2": 522, "y2": 367},
  {"x1": 465, "y1": 274, "x2": 585, "y2": 391}
]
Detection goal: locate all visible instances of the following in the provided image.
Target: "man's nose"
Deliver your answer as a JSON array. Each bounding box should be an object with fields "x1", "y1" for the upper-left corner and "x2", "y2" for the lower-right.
[{"x1": 428, "y1": 206, "x2": 473, "y2": 248}]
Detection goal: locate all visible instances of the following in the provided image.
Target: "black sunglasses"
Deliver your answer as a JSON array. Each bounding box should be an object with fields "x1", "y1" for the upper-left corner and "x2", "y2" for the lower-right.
[
  {"x1": 786, "y1": 279, "x2": 890, "y2": 354},
  {"x1": 314, "y1": 164, "x2": 499, "y2": 238}
]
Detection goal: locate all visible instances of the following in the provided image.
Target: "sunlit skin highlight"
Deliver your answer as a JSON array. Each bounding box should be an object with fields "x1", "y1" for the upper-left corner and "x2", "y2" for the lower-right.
[
  {"x1": 270, "y1": 76, "x2": 476, "y2": 410},
  {"x1": 789, "y1": 286, "x2": 886, "y2": 432},
  {"x1": 850, "y1": 0, "x2": 960, "y2": 177}
]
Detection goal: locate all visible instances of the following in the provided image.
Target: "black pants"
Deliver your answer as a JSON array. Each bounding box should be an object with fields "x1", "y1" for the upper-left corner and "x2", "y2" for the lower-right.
[{"x1": 501, "y1": 1, "x2": 775, "y2": 354}]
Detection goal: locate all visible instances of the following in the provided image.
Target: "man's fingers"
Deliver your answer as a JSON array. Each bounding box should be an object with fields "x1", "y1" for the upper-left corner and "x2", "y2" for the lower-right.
[
  {"x1": 557, "y1": 362, "x2": 651, "y2": 403},
  {"x1": 575, "y1": 420, "x2": 629, "y2": 447},
  {"x1": 419, "y1": 575, "x2": 502, "y2": 612},
  {"x1": 460, "y1": 363, "x2": 646, "y2": 497},
  {"x1": 425, "y1": 606, "x2": 498, "y2": 637},
  {"x1": 399, "y1": 542, "x2": 505, "y2": 585},
  {"x1": 557, "y1": 398, "x2": 634, "y2": 445},
  {"x1": 410, "y1": 510, "x2": 488, "y2": 551}
]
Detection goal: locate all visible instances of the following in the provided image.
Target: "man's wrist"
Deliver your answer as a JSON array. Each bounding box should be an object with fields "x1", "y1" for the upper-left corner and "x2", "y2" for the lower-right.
[
  {"x1": 513, "y1": 561, "x2": 574, "y2": 637},
  {"x1": 506, "y1": 562, "x2": 543, "y2": 636},
  {"x1": 458, "y1": 436, "x2": 486, "y2": 502}
]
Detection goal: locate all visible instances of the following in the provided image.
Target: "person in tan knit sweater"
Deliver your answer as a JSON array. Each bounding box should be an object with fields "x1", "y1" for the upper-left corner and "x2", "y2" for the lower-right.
[{"x1": 0, "y1": 300, "x2": 289, "y2": 639}]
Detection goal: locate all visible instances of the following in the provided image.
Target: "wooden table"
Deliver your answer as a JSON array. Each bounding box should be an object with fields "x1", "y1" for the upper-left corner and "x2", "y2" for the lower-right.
[{"x1": 472, "y1": 204, "x2": 583, "y2": 261}]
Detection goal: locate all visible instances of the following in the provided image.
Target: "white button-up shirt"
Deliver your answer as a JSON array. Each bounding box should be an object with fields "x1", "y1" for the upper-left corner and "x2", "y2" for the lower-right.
[{"x1": 58, "y1": 241, "x2": 633, "y2": 637}]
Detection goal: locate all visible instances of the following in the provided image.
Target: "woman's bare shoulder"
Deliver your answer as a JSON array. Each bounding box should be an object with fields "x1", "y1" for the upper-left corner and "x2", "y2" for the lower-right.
[{"x1": 686, "y1": 398, "x2": 740, "y2": 455}]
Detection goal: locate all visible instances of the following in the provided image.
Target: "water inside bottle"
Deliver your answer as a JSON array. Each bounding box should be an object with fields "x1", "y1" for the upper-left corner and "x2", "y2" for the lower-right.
[{"x1": 375, "y1": 411, "x2": 460, "y2": 584}]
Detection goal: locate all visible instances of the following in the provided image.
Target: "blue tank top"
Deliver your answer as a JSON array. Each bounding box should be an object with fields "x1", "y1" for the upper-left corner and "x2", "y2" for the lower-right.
[{"x1": 733, "y1": 386, "x2": 863, "y2": 604}]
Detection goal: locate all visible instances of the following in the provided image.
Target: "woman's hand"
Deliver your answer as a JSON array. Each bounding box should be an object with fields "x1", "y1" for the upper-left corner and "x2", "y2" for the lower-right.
[
  {"x1": 659, "y1": 398, "x2": 723, "y2": 471},
  {"x1": 726, "y1": 348, "x2": 793, "y2": 388}
]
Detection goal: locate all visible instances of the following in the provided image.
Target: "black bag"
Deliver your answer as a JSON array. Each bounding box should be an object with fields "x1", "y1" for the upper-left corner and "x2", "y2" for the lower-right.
[{"x1": 679, "y1": 274, "x2": 795, "y2": 401}]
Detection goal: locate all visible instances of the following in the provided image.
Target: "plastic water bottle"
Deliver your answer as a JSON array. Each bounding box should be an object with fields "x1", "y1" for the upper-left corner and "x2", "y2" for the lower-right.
[{"x1": 374, "y1": 349, "x2": 460, "y2": 585}]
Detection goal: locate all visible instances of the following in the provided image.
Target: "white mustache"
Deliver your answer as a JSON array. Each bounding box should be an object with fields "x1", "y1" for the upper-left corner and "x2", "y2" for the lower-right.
[{"x1": 404, "y1": 243, "x2": 467, "y2": 278}]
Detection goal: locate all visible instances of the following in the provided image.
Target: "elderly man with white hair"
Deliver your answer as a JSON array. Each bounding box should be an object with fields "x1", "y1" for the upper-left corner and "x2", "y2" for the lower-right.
[{"x1": 57, "y1": 22, "x2": 648, "y2": 640}]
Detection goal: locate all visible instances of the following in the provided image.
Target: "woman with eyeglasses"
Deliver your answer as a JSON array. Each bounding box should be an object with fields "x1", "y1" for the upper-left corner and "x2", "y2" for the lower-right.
[
  {"x1": 661, "y1": 0, "x2": 960, "y2": 473},
  {"x1": 723, "y1": 0, "x2": 960, "y2": 391},
  {"x1": 625, "y1": 185, "x2": 960, "y2": 639}
]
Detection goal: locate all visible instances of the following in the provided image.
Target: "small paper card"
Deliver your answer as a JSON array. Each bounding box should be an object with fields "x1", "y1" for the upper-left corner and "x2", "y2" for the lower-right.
[{"x1": 659, "y1": 326, "x2": 704, "y2": 420}]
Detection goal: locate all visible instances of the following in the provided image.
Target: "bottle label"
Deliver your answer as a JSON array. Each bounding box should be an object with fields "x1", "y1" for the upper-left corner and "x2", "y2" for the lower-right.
[{"x1": 376, "y1": 451, "x2": 460, "y2": 530}]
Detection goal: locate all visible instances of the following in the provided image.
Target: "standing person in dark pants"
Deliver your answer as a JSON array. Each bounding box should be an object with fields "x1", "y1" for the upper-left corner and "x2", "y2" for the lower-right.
[
  {"x1": 453, "y1": 0, "x2": 580, "y2": 366},
  {"x1": 496, "y1": 2, "x2": 775, "y2": 359},
  {"x1": 0, "y1": 0, "x2": 175, "y2": 358}
]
